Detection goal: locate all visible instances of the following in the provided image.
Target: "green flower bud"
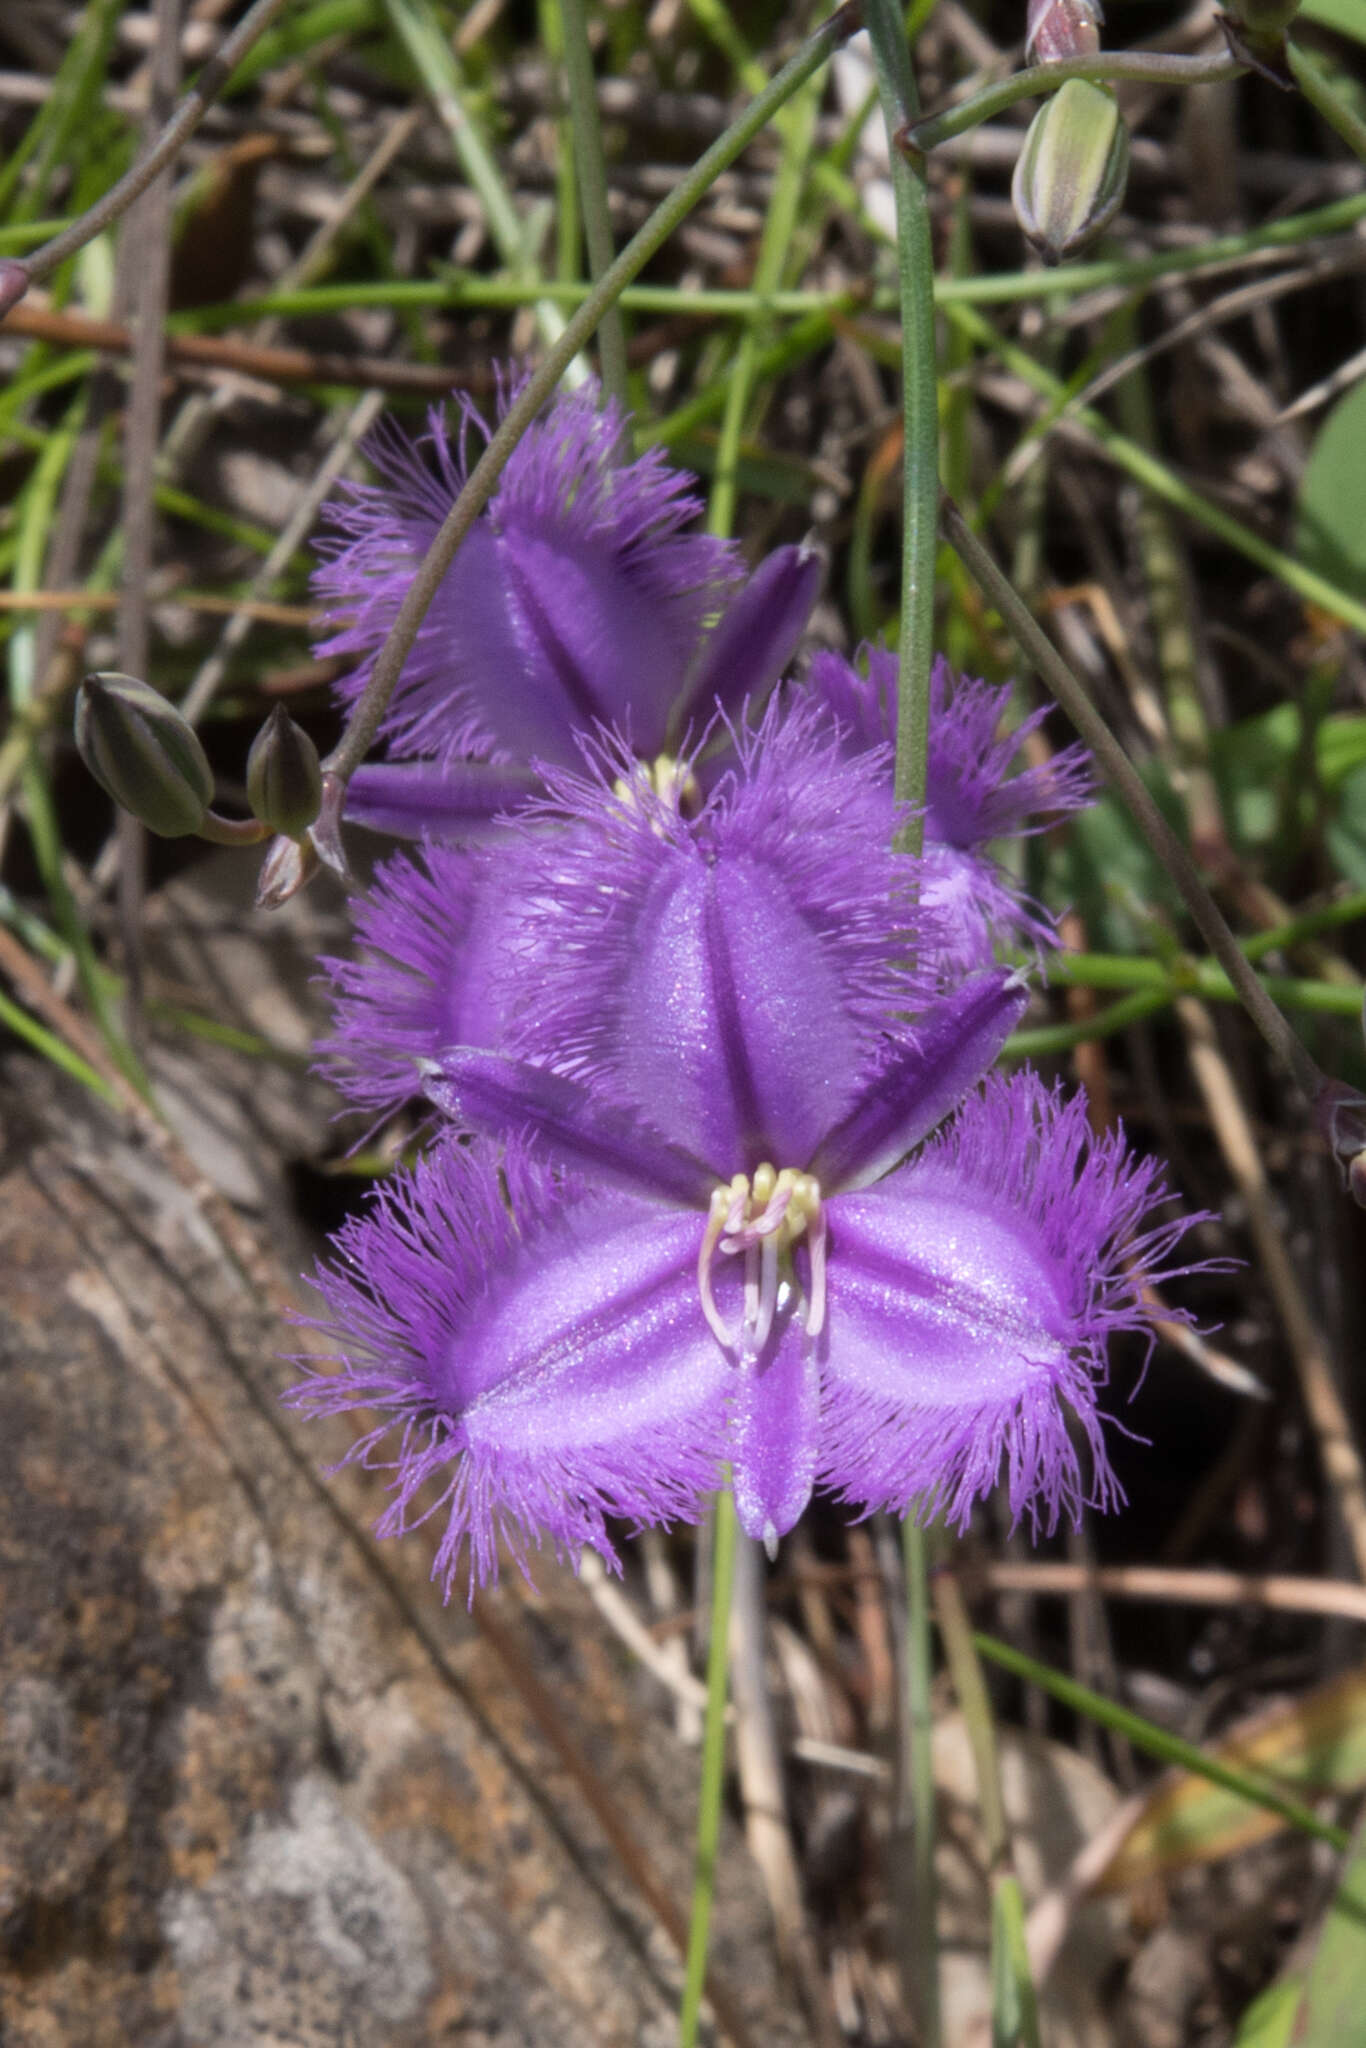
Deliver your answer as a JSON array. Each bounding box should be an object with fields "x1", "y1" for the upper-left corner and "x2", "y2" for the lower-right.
[
  {"x1": 1226, "y1": 0, "x2": 1300, "y2": 38},
  {"x1": 246, "y1": 705, "x2": 322, "y2": 839},
  {"x1": 75, "y1": 672, "x2": 213, "y2": 837},
  {"x1": 1012, "y1": 80, "x2": 1131, "y2": 266}
]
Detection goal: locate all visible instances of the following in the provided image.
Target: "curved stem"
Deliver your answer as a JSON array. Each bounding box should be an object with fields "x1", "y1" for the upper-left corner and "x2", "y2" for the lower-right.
[
  {"x1": 941, "y1": 493, "x2": 1331, "y2": 1107},
  {"x1": 15, "y1": 0, "x2": 290, "y2": 293},
  {"x1": 321, "y1": 2, "x2": 858, "y2": 788},
  {"x1": 864, "y1": 0, "x2": 938, "y2": 851},
  {"x1": 678, "y1": 1487, "x2": 739, "y2": 2048},
  {"x1": 905, "y1": 50, "x2": 1244, "y2": 153},
  {"x1": 198, "y1": 809, "x2": 270, "y2": 847}
]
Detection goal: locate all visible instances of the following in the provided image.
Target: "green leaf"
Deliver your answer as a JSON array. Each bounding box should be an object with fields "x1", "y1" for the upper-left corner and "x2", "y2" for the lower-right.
[
  {"x1": 990, "y1": 1874, "x2": 1042, "y2": 2048},
  {"x1": 1230, "y1": 1976, "x2": 1302, "y2": 2048},
  {"x1": 1288, "y1": 1816, "x2": 1366, "y2": 2043},
  {"x1": 1300, "y1": 0, "x2": 1366, "y2": 45},
  {"x1": 1297, "y1": 379, "x2": 1366, "y2": 605}
]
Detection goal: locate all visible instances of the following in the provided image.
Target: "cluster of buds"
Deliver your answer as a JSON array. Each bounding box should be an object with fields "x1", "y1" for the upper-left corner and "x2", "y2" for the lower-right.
[{"x1": 75, "y1": 672, "x2": 332, "y2": 906}]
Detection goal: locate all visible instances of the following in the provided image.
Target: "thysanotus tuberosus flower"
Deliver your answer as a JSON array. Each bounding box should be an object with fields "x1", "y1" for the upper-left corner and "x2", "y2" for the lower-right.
[
  {"x1": 312, "y1": 376, "x2": 821, "y2": 839},
  {"x1": 292, "y1": 704, "x2": 1205, "y2": 1592},
  {"x1": 808, "y1": 647, "x2": 1094, "y2": 968}
]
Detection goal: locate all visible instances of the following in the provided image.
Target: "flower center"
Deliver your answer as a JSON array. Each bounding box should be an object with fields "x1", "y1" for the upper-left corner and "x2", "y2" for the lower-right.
[
  {"x1": 612, "y1": 752, "x2": 702, "y2": 816},
  {"x1": 697, "y1": 1163, "x2": 827, "y2": 1354}
]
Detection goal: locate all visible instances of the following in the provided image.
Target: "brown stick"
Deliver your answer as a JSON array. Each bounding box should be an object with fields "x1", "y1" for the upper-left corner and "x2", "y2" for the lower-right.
[{"x1": 1, "y1": 300, "x2": 481, "y2": 396}]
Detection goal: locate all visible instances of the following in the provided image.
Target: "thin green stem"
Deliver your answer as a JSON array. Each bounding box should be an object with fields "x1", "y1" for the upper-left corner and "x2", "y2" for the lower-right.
[
  {"x1": 933, "y1": 1572, "x2": 1040, "y2": 2048},
  {"x1": 864, "y1": 0, "x2": 937, "y2": 851},
  {"x1": 179, "y1": 186, "x2": 1366, "y2": 323},
  {"x1": 1288, "y1": 38, "x2": 1366, "y2": 165},
  {"x1": 560, "y1": 0, "x2": 628, "y2": 408},
  {"x1": 321, "y1": 2, "x2": 857, "y2": 789},
  {"x1": 906, "y1": 50, "x2": 1243, "y2": 153},
  {"x1": 679, "y1": 1487, "x2": 739, "y2": 2048},
  {"x1": 974, "y1": 1632, "x2": 1351, "y2": 1851},
  {"x1": 708, "y1": 58, "x2": 820, "y2": 537},
  {"x1": 902, "y1": 1519, "x2": 941, "y2": 2048},
  {"x1": 15, "y1": 0, "x2": 290, "y2": 290},
  {"x1": 941, "y1": 494, "x2": 1333, "y2": 1108}
]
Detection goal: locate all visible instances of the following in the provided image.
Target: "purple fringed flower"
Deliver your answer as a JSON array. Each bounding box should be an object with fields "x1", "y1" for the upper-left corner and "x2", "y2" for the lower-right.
[
  {"x1": 314, "y1": 839, "x2": 540, "y2": 1117},
  {"x1": 292, "y1": 1000, "x2": 1204, "y2": 1593},
  {"x1": 290, "y1": 708, "x2": 1207, "y2": 1590},
  {"x1": 808, "y1": 648, "x2": 1095, "y2": 967},
  {"x1": 313, "y1": 377, "x2": 822, "y2": 839}
]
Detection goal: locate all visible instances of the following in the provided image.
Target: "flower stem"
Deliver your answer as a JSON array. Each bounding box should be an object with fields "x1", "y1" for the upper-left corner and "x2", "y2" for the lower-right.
[
  {"x1": 559, "y1": 0, "x2": 628, "y2": 410},
  {"x1": 902, "y1": 1518, "x2": 941, "y2": 2048},
  {"x1": 932, "y1": 1569, "x2": 1041, "y2": 2048},
  {"x1": 905, "y1": 50, "x2": 1244, "y2": 153},
  {"x1": 940, "y1": 493, "x2": 1334, "y2": 1109},
  {"x1": 1288, "y1": 38, "x2": 1366, "y2": 166},
  {"x1": 14, "y1": 0, "x2": 291, "y2": 292},
  {"x1": 864, "y1": 0, "x2": 938, "y2": 853},
  {"x1": 678, "y1": 1486, "x2": 739, "y2": 2048},
  {"x1": 320, "y1": 1, "x2": 858, "y2": 791}
]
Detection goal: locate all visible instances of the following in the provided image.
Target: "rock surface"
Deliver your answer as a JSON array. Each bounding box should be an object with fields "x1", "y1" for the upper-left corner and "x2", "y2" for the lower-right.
[{"x1": 0, "y1": 1061, "x2": 805, "y2": 2047}]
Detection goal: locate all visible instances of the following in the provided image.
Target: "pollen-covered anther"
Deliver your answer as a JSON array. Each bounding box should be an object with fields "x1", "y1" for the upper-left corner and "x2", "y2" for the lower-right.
[
  {"x1": 611, "y1": 751, "x2": 701, "y2": 817},
  {"x1": 696, "y1": 1163, "x2": 827, "y2": 1353}
]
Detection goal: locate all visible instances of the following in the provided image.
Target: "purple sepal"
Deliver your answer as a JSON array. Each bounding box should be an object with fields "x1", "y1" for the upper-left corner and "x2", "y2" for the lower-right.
[
  {"x1": 668, "y1": 542, "x2": 823, "y2": 743},
  {"x1": 426, "y1": 1047, "x2": 716, "y2": 1208},
  {"x1": 809, "y1": 972, "x2": 1029, "y2": 1193},
  {"x1": 344, "y1": 759, "x2": 542, "y2": 840}
]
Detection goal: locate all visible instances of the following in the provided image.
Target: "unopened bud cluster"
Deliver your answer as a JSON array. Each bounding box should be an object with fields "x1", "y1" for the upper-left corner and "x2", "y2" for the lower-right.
[{"x1": 75, "y1": 673, "x2": 326, "y2": 905}]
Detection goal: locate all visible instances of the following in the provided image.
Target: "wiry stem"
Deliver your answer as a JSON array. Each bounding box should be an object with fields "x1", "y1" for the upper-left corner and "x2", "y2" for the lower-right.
[
  {"x1": 940, "y1": 493, "x2": 1334, "y2": 1112},
  {"x1": 9, "y1": 0, "x2": 291, "y2": 295},
  {"x1": 863, "y1": 0, "x2": 938, "y2": 853},
  {"x1": 678, "y1": 1486, "x2": 739, "y2": 2048},
  {"x1": 904, "y1": 51, "x2": 1244, "y2": 154},
  {"x1": 560, "y1": 0, "x2": 629, "y2": 410},
  {"x1": 321, "y1": 2, "x2": 859, "y2": 790}
]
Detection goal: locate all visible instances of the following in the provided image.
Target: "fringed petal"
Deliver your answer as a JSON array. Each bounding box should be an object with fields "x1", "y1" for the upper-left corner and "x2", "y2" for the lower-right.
[
  {"x1": 506, "y1": 698, "x2": 938, "y2": 1169},
  {"x1": 816, "y1": 1072, "x2": 1215, "y2": 1533},
  {"x1": 287, "y1": 1138, "x2": 728, "y2": 1597},
  {"x1": 312, "y1": 381, "x2": 739, "y2": 769}
]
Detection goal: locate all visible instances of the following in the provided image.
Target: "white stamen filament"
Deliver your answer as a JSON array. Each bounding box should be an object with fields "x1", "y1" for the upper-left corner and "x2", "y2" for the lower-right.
[{"x1": 697, "y1": 1162, "x2": 825, "y2": 1351}]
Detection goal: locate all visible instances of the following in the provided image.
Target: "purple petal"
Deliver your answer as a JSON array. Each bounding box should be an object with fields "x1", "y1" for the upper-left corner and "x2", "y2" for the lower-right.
[
  {"x1": 669, "y1": 542, "x2": 823, "y2": 741},
  {"x1": 288, "y1": 1138, "x2": 728, "y2": 1594},
  {"x1": 344, "y1": 759, "x2": 542, "y2": 841},
  {"x1": 816, "y1": 1071, "x2": 1215, "y2": 1533},
  {"x1": 426, "y1": 1048, "x2": 716, "y2": 1208},
  {"x1": 509, "y1": 698, "x2": 936, "y2": 1170},
  {"x1": 313, "y1": 382, "x2": 740, "y2": 770},
  {"x1": 809, "y1": 971, "x2": 1029, "y2": 1194},
  {"x1": 316, "y1": 844, "x2": 536, "y2": 1115},
  {"x1": 731, "y1": 1310, "x2": 820, "y2": 1545}
]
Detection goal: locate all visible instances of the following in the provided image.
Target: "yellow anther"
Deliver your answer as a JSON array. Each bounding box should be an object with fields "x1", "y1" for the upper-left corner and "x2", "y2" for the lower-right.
[{"x1": 752, "y1": 1161, "x2": 777, "y2": 1207}]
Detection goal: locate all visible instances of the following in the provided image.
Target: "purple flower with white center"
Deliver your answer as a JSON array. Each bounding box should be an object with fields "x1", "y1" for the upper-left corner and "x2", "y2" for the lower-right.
[
  {"x1": 291, "y1": 1007, "x2": 1204, "y2": 1593},
  {"x1": 289, "y1": 707, "x2": 1208, "y2": 1588},
  {"x1": 312, "y1": 376, "x2": 822, "y2": 839},
  {"x1": 316, "y1": 697, "x2": 927, "y2": 1127},
  {"x1": 808, "y1": 648, "x2": 1095, "y2": 968}
]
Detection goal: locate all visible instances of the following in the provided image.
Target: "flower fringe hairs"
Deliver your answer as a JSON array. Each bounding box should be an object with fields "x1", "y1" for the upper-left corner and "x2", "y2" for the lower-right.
[{"x1": 292, "y1": 372, "x2": 1214, "y2": 1598}]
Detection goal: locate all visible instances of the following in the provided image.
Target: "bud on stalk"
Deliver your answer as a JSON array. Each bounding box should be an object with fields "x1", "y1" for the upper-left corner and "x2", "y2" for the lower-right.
[
  {"x1": 246, "y1": 704, "x2": 323, "y2": 839},
  {"x1": 75, "y1": 672, "x2": 214, "y2": 837},
  {"x1": 1012, "y1": 79, "x2": 1131, "y2": 264}
]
